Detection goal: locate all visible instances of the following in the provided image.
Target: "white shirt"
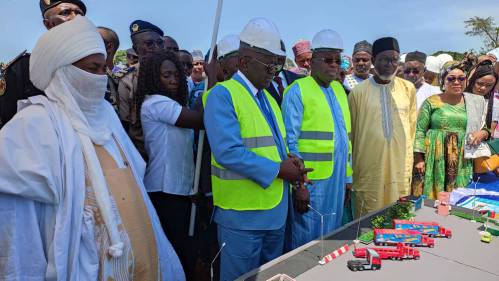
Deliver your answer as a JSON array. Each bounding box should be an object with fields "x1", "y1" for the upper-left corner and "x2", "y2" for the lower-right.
[
  {"x1": 141, "y1": 95, "x2": 194, "y2": 196},
  {"x1": 416, "y1": 82, "x2": 441, "y2": 110}
]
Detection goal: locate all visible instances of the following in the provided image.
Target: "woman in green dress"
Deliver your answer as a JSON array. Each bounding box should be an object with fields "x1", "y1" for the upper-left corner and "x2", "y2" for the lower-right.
[{"x1": 413, "y1": 64, "x2": 490, "y2": 199}]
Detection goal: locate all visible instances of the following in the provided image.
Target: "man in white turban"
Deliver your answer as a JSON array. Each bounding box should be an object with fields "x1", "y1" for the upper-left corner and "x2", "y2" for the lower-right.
[{"x1": 0, "y1": 16, "x2": 185, "y2": 280}]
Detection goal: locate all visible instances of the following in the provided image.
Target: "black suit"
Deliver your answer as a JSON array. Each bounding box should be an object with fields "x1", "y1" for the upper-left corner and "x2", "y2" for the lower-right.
[
  {"x1": 0, "y1": 53, "x2": 44, "y2": 127},
  {"x1": 266, "y1": 69, "x2": 304, "y2": 107}
]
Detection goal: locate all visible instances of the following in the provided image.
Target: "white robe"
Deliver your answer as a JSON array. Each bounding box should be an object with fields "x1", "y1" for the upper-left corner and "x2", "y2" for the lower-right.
[{"x1": 0, "y1": 95, "x2": 185, "y2": 281}]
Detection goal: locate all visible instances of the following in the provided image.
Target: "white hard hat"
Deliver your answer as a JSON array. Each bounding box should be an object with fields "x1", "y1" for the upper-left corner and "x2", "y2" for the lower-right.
[
  {"x1": 311, "y1": 29, "x2": 343, "y2": 50},
  {"x1": 217, "y1": 34, "x2": 240, "y2": 59},
  {"x1": 425, "y1": 56, "x2": 440, "y2": 73},
  {"x1": 240, "y1": 17, "x2": 285, "y2": 56},
  {"x1": 487, "y1": 47, "x2": 499, "y2": 59},
  {"x1": 400, "y1": 53, "x2": 407, "y2": 63}
]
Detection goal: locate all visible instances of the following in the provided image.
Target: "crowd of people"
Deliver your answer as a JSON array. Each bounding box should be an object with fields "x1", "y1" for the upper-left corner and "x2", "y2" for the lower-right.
[{"x1": 0, "y1": 1, "x2": 498, "y2": 281}]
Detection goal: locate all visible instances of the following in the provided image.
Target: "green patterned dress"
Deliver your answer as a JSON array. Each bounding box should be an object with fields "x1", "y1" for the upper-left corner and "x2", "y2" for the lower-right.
[{"x1": 414, "y1": 95, "x2": 472, "y2": 199}]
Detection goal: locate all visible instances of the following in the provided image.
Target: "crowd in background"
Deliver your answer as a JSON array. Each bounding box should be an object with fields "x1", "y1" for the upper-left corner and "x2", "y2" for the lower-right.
[{"x1": 0, "y1": 1, "x2": 498, "y2": 281}]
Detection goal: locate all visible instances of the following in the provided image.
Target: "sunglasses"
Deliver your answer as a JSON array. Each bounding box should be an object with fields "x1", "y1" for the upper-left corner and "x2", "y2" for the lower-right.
[
  {"x1": 446, "y1": 76, "x2": 466, "y2": 83},
  {"x1": 251, "y1": 57, "x2": 283, "y2": 73},
  {"x1": 404, "y1": 68, "x2": 421, "y2": 75}
]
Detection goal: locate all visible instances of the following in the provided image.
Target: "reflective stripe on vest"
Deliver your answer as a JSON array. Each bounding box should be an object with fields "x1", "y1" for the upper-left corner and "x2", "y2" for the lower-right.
[
  {"x1": 203, "y1": 78, "x2": 287, "y2": 211},
  {"x1": 285, "y1": 76, "x2": 353, "y2": 180}
]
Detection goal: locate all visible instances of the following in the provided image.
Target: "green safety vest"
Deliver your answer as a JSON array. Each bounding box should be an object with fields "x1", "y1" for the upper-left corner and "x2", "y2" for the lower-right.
[
  {"x1": 203, "y1": 79, "x2": 287, "y2": 211},
  {"x1": 285, "y1": 76, "x2": 353, "y2": 180}
]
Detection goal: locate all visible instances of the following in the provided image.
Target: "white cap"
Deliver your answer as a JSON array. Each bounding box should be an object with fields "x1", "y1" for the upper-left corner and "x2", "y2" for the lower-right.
[
  {"x1": 425, "y1": 56, "x2": 440, "y2": 73},
  {"x1": 311, "y1": 29, "x2": 343, "y2": 50},
  {"x1": 487, "y1": 47, "x2": 499, "y2": 59},
  {"x1": 437, "y1": 53, "x2": 453, "y2": 66},
  {"x1": 240, "y1": 17, "x2": 285, "y2": 56},
  {"x1": 192, "y1": 50, "x2": 204, "y2": 62},
  {"x1": 400, "y1": 53, "x2": 407, "y2": 63},
  {"x1": 217, "y1": 34, "x2": 240, "y2": 59}
]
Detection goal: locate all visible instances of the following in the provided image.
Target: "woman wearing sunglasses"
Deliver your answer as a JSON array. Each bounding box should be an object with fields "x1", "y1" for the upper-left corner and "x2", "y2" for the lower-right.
[{"x1": 413, "y1": 62, "x2": 490, "y2": 198}]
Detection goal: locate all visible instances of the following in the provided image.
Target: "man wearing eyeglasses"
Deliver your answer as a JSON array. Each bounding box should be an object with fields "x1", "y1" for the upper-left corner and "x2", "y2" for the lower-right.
[
  {"x1": 281, "y1": 29, "x2": 353, "y2": 249},
  {"x1": 117, "y1": 20, "x2": 164, "y2": 158},
  {"x1": 0, "y1": 0, "x2": 87, "y2": 127},
  {"x1": 344, "y1": 40, "x2": 373, "y2": 92},
  {"x1": 348, "y1": 37, "x2": 417, "y2": 218},
  {"x1": 203, "y1": 18, "x2": 310, "y2": 281},
  {"x1": 403, "y1": 51, "x2": 441, "y2": 110}
]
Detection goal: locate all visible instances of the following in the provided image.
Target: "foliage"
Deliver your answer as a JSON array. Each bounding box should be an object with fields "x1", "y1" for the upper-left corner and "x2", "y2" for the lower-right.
[
  {"x1": 464, "y1": 17, "x2": 499, "y2": 52},
  {"x1": 358, "y1": 231, "x2": 374, "y2": 244},
  {"x1": 371, "y1": 215, "x2": 386, "y2": 229},
  {"x1": 114, "y1": 49, "x2": 128, "y2": 66}
]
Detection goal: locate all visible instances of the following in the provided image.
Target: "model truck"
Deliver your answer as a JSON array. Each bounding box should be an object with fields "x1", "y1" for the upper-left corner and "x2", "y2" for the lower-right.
[
  {"x1": 353, "y1": 243, "x2": 420, "y2": 260},
  {"x1": 393, "y1": 220, "x2": 452, "y2": 238},
  {"x1": 374, "y1": 229, "x2": 435, "y2": 247},
  {"x1": 347, "y1": 249, "x2": 382, "y2": 271}
]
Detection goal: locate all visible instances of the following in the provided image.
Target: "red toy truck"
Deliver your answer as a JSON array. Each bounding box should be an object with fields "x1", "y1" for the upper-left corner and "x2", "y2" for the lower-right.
[
  {"x1": 374, "y1": 229, "x2": 435, "y2": 247},
  {"x1": 393, "y1": 220, "x2": 452, "y2": 238},
  {"x1": 353, "y1": 243, "x2": 420, "y2": 260}
]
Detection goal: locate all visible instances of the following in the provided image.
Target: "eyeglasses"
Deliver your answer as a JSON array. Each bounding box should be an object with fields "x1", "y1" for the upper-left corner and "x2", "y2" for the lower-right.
[
  {"x1": 315, "y1": 57, "x2": 342, "y2": 66},
  {"x1": 446, "y1": 76, "x2": 466, "y2": 83},
  {"x1": 251, "y1": 57, "x2": 283, "y2": 73},
  {"x1": 377, "y1": 57, "x2": 399, "y2": 65},
  {"x1": 476, "y1": 81, "x2": 496, "y2": 88},
  {"x1": 404, "y1": 68, "x2": 421, "y2": 75}
]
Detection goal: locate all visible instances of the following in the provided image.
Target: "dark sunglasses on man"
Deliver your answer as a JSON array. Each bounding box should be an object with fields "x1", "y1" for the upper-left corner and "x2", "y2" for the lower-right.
[{"x1": 251, "y1": 57, "x2": 283, "y2": 73}]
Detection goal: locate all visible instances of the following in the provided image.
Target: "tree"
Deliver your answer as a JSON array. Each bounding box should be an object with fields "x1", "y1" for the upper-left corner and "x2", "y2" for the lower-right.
[
  {"x1": 464, "y1": 16, "x2": 499, "y2": 52},
  {"x1": 114, "y1": 49, "x2": 128, "y2": 66}
]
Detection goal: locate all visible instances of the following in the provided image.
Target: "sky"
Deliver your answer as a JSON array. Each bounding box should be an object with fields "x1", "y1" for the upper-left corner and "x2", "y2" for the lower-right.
[{"x1": 1, "y1": 0, "x2": 498, "y2": 63}]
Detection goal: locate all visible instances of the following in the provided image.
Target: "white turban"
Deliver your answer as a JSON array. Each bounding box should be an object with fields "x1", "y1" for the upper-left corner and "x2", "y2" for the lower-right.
[
  {"x1": 30, "y1": 15, "x2": 106, "y2": 90},
  {"x1": 29, "y1": 16, "x2": 125, "y2": 258}
]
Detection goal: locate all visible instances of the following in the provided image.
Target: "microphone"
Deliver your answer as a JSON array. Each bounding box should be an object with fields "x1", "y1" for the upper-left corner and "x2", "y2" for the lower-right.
[{"x1": 211, "y1": 242, "x2": 226, "y2": 281}]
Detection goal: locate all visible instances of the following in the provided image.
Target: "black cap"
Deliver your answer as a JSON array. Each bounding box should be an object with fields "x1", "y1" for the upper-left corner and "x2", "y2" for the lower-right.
[
  {"x1": 353, "y1": 40, "x2": 372, "y2": 55},
  {"x1": 405, "y1": 51, "x2": 427, "y2": 64},
  {"x1": 129, "y1": 20, "x2": 164, "y2": 37},
  {"x1": 40, "y1": 0, "x2": 87, "y2": 17},
  {"x1": 372, "y1": 37, "x2": 400, "y2": 57}
]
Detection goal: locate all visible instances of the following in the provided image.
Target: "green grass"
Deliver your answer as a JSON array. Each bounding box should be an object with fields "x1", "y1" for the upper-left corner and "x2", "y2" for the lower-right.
[
  {"x1": 450, "y1": 211, "x2": 487, "y2": 223},
  {"x1": 358, "y1": 231, "x2": 374, "y2": 244}
]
